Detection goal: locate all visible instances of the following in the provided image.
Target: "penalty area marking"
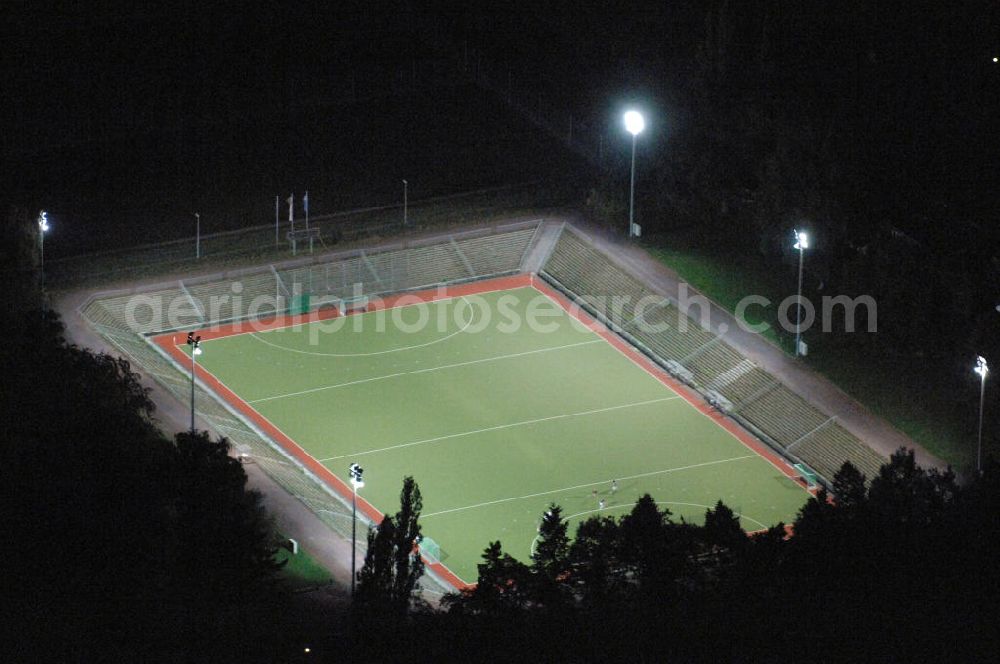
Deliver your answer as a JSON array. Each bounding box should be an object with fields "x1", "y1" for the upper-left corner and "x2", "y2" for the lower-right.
[
  {"x1": 318, "y1": 395, "x2": 684, "y2": 462},
  {"x1": 421, "y1": 454, "x2": 757, "y2": 519},
  {"x1": 248, "y1": 338, "x2": 603, "y2": 404},
  {"x1": 245, "y1": 295, "x2": 477, "y2": 358}
]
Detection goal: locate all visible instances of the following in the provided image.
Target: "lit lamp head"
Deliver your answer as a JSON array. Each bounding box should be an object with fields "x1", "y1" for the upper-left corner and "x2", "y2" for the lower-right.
[
  {"x1": 975, "y1": 356, "x2": 989, "y2": 379},
  {"x1": 349, "y1": 462, "x2": 365, "y2": 489},
  {"x1": 38, "y1": 211, "x2": 50, "y2": 233},
  {"x1": 793, "y1": 229, "x2": 809, "y2": 251},
  {"x1": 624, "y1": 110, "x2": 645, "y2": 137},
  {"x1": 186, "y1": 331, "x2": 202, "y2": 356}
]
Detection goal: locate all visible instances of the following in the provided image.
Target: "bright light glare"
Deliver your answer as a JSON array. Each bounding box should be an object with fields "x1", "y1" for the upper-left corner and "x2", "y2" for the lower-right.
[
  {"x1": 351, "y1": 478, "x2": 365, "y2": 489},
  {"x1": 793, "y1": 229, "x2": 809, "y2": 250},
  {"x1": 624, "y1": 110, "x2": 645, "y2": 136},
  {"x1": 994, "y1": 57, "x2": 998, "y2": 63},
  {"x1": 975, "y1": 356, "x2": 989, "y2": 378},
  {"x1": 193, "y1": 346, "x2": 203, "y2": 356},
  {"x1": 38, "y1": 211, "x2": 49, "y2": 232}
]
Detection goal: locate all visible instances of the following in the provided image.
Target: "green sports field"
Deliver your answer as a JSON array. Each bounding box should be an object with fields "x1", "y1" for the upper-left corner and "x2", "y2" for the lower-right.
[{"x1": 192, "y1": 284, "x2": 809, "y2": 584}]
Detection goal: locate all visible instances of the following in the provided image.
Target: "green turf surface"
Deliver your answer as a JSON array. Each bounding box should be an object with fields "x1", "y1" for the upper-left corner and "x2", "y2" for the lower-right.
[
  {"x1": 196, "y1": 286, "x2": 809, "y2": 583},
  {"x1": 275, "y1": 542, "x2": 334, "y2": 590}
]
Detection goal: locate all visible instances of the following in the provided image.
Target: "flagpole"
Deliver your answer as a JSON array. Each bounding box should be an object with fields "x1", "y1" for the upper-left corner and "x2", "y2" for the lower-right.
[
  {"x1": 275, "y1": 195, "x2": 279, "y2": 248},
  {"x1": 287, "y1": 194, "x2": 295, "y2": 255}
]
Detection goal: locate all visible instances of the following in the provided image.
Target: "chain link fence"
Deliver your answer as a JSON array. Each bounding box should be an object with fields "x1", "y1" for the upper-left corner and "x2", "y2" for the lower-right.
[{"x1": 48, "y1": 180, "x2": 572, "y2": 289}]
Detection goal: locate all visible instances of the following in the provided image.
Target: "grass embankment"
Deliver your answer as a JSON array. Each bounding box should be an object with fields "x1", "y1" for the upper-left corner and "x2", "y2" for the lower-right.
[
  {"x1": 275, "y1": 541, "x2": 333, "y2": 592},
  {"x1": 645, "y1": 237, "x2": 972, "y2": 470}
]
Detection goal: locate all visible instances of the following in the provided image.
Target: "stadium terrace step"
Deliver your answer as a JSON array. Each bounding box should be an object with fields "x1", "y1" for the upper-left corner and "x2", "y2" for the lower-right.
[{"x1": 540, "y1": 224, "x2": 888, "y2": 489}]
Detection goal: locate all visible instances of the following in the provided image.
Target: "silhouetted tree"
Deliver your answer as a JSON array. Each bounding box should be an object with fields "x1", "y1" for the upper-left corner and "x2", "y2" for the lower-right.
[
  {"x1": 392, "y1": 476, "x2": 425, "y2": 606},
  {"x1": 355, "y1": 513, "x2": 397, "y2": 610},
  {"x1": 0, "y1": 206, "x2": 43, "y2": 319},
  {"x1": 2, "y1": 311, "x2": 291, "y2": 662},
  {"x1": 355, "y1": 476, "x2": 425, "y2": 616},
  {"x1": 618, "y1": 494, "x2": 679, "y2": 592},
  {"x1": 832, "y1": 461, "x2": 867, "y2": 513},
  {"x1": 703, "y1": 500, "x2": 746, "y2": 552},
  {"x1": 449, "y1": 541, "x2": 532, "y2": 615},
  {"x1": 867, "y1": 448, "x2": 957, "y2": 526},
  {"x1": 172, "y1": 431, "x2": 283, "y2": 604},
  {"x1": 567, "y1": 515, "x2": 619, "y2": 605},
  {"x1": 530, "y1": 503, "x2": 570, "y2": 606}
]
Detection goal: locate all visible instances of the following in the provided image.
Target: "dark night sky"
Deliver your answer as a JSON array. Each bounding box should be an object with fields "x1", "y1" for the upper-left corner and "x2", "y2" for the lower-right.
[
  {"x1": 4, "y1": 1, "x2": 999, "y2": 255},
  {"x1": 6, "y1": 2, "x2": 998, "y2": 155}
]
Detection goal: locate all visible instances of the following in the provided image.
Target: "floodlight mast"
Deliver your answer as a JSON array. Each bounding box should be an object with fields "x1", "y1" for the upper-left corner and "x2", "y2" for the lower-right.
[
  {"x1": 186, "y1": 333, "x2": 202, "y2": 431},
  {"x1": 975, "y1": 356, "x2": 989, "y2": 474},
  {"x1": 624, "y1": 110, "x2": 645, "y2": 239},
  {"x1": 793, "y1": 229, "x2": 809, "y2": 356},
  {"x1": 403, "y1": 179, "x2": 408, "y2": 227},
  {"x1": 349, "y1": 463, "x2": 365, "y2": 597},
  {"x1": 38, "y1": 211, "x2": 50, "y2": 280}
]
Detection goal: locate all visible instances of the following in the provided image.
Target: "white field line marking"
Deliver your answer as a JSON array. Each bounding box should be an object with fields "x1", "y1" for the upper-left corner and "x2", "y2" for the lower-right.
[
  {"x1": 528, "y1": 286, "x2": 813, "y2": 498},
  {"x1": 248, "y1": 339, "x2": 603, "y2": 404},
  {"x1": 423, "y1": 455, "x2": 757, "y2": 519},
  {"x1": 246, "y1": 296, "x2": 476, "y2": 358},
  {"x1": 224, "y1": 283, "x2": 540, "y2": 337},
  {"x1": 249, "y1": 372, "x2": 406, "y2": 403},
  {"x1": 410, "y1": 339, "x2": 601, "y2": 374},
  {"x1": 319, "y1": 396, "x2": 682, "y2": 462}
]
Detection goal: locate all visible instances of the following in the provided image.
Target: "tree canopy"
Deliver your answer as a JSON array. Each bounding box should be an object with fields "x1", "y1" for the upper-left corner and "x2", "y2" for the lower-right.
[
  {"x1": 2, "y1": 306, "x2": 289, "y2": 661},
  {"x1": 354, "y1": 475, "x2": 426, "y2": 617}
]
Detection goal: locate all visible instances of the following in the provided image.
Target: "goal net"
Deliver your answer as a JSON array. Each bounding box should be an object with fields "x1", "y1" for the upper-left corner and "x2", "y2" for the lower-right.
[{"x1": 418, "y1": 536, "x2": 441, "y2": 565}]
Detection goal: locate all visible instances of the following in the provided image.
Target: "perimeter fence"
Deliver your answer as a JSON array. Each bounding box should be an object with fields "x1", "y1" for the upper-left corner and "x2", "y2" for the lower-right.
[{"x1": 48, "y1": 180, "x2": 570, "y2": 288}]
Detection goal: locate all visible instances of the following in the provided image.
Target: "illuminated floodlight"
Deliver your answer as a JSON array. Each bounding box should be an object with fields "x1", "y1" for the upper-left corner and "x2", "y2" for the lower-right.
[
  {"x1": 623, "y1": 110, "x2": 645, "y2": 136},
  {"x1": 624, "y1": 110, "x2": 646, "y2": 239},
  {"x1": 793, "y1": 229, "x2": 809, "y2": 250},
  {"x1": 349, "y1": 462, "x2": 365, "y2": 489},
  {"x1": 348, "y1": 462, "x2": 365, "y2": 597},
  {"x1": 38, "y1": 211, "x2": 51, "y2": 277},
  {"x1": 792, "y1": 229, "x2": 810, "y2": 356},
  {"x1": 186, "y1": 332, "x2": 202, "y2": 432},
  {"x1": 974, "y1": 355, "x2": 989, "y2": 475}
]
